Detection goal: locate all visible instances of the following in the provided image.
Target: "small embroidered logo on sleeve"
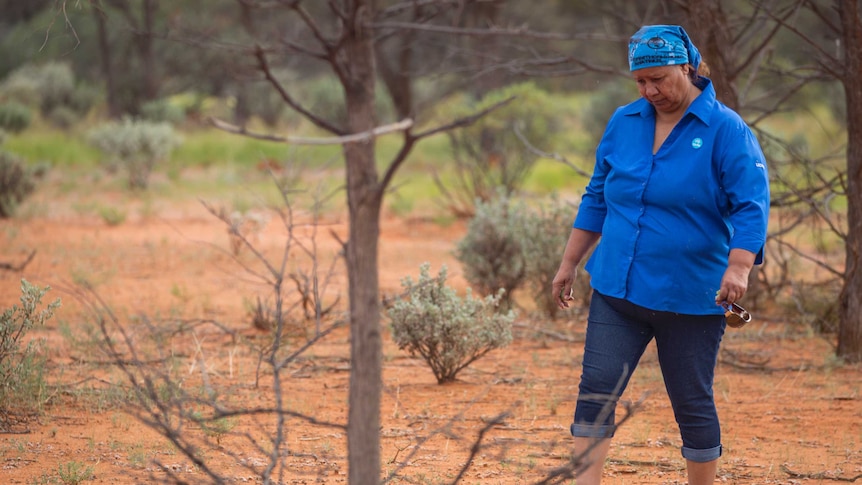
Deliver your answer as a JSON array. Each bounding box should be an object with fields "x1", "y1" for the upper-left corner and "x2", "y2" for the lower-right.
[
  {"x1": 691, "y1": 137, "x2": 703, "y2": 149},
  {"x1": 755, "y1": 160, "x2": 766, "y2": 169}
]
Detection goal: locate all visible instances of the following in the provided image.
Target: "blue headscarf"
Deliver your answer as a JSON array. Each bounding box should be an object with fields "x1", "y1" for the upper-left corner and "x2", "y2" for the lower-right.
[{"x1": 628, "y1": 25, "x2": 701, "y2": 72}]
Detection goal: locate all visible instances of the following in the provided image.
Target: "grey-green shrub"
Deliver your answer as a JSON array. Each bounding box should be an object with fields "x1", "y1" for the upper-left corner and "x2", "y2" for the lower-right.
[
  {"x1": 516, "y1": 195, "x2": 585, "y2": 318},
  {"x1": 88, "y1": 117, "x2": 181, "y2": 189},
  {"x1": 0, "y1": 102, "x2": 32, "y2": 133},
  {"x1": 455, "y1": 193, "x2": 527, "y2": 310},
  {"x1": 0, "y1": 62, "x2": 95, "y2": 124},
  {"x1": 0, "y1": 280, "x2": 61, "y2": 415},
  {"x1": 387, "y1": 263, "x2": 514, "y2": 384},
  {"x1": 457, "y1": 192, "x2": 589, "y2": 318},
  {"x1": 30, "y1": 62, "x2": 76, "y2": 115},
  {"x1": 0, "y1": 151, "x2": 36, "y2": 218}
]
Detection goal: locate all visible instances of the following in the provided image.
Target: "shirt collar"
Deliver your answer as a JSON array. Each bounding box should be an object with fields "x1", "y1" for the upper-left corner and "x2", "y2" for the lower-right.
[{"x1": 622, "y1": 76, "x2": 716, "y2": 125}]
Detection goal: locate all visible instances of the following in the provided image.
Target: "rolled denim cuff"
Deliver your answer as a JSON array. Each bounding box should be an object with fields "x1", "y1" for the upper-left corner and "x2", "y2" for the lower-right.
[
  {"x1": 570, "y1": 422, "x2": 616, "y2": 439},
  {"x1": 681, "y1": 444, "x2": 722, "y2": 462}
]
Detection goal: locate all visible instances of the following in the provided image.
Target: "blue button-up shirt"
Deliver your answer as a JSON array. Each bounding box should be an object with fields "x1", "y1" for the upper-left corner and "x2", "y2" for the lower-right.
[{"x1": 575, "y1": 77, "x2": 770, "y2": 315}]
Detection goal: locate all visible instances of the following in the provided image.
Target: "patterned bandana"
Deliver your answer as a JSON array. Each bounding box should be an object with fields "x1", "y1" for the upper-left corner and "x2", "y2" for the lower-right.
[{"x1": 628, "y1": 25, "x2": 701, "y2": 72}]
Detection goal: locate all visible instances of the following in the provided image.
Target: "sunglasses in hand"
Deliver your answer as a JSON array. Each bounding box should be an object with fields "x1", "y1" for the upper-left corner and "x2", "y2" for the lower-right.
[{"x1": 721, "y1": 301, "x2": 752, "y2": 328}]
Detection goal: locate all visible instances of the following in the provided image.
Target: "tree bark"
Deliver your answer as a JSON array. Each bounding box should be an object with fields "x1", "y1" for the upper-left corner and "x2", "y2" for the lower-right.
[
  {"x1": 684, "y1": 0, "x2": 739, "y2": 110},
  {"x1": 343, "y1": 1, "x2": 384, "y2": 483},
  {"x1": 139, "y1": 0, "x2": 158, "y2": 101},
  {"x1": 838, "y1": 0, "x2": 862, "y2": 362},
  {"x1": 93, "y1": 4, "x2": 120, "y2": 118}
]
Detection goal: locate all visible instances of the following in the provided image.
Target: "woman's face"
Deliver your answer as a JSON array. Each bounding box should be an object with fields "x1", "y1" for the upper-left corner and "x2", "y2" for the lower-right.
[{"x1": 633, "y1": 65, "x2": 692, "y2": 114}]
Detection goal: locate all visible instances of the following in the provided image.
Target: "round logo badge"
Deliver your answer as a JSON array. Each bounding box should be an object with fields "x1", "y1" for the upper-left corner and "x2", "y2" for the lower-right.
[
  {"x1": 647, "y1": 37, "x2": 666, "y2": 49},
  {"x1": 691, "y1": 137, "x2": 703, "y2": 149}
]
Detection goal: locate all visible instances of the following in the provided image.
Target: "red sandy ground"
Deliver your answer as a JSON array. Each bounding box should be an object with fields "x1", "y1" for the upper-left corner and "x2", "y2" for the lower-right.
[{"x1": 0, "y1": 192, "x2": 860, "y2": 484}]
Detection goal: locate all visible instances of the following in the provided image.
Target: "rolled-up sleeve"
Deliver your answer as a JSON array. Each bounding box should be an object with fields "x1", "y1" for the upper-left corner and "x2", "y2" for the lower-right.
[{"x1": 718, "y1": 123, "x2": 770, "y2": 263}]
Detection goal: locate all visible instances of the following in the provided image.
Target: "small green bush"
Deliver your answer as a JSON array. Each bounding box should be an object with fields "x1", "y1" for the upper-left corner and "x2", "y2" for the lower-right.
[
  {"x1": 56, "y1": 460, "x2": 95, "y2": 485},
  {"x1": 88, "y1": 117, "x2": 181, "y2": 189},
  {"x1": 0, "y1": 151, "x2": 36, "y2": 218},
  {"x1": 387, "y1": 263, "x2": 515, "y2": 384},
  {"x1": 0, "y1": 102, "x2": 32, "y2": 133},
  {"x1": 98, "y1": 206, "x2": 127, "y2": 226},
  {"x1": 455, "y1": 193, "x2": 527, "y2": 309},
  {"x1": 0, "y1": 280, "x2": 61, "y2": 417}
]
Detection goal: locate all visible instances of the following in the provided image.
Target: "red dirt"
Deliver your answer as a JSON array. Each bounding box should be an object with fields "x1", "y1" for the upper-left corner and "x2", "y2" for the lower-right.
[{"x1": 1, "y1": 196, "x2": 860, "y2": 484}]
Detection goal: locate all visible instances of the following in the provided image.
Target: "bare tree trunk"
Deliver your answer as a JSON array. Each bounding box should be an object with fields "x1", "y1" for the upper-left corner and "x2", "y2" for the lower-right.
[
  {"x1": 685, "y1": 0, "x2": 740, "y2": 110},
  {"x1": 463, "y1": 0, "x2": 505, "y2": 97},
  {"x1": 93, "y1": 3, "x2": 120, "y2": 118},
  {"x1": 838, "y1": 0, "x2": 862, "y2": 362},
  {"x1": 139, "y1": 0, "x2": 158, "y2": 101},
  {"x1": 376, "y1": 38, "x2": 413, "y2": 120},
  {"x1": 343, "y1": 2, "x2": 384, "y2": 483}
]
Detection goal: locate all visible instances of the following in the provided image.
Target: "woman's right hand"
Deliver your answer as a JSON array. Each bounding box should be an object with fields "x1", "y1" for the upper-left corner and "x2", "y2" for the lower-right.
[
  {"x1": 552, "y1": 265, "x2": 577, "y2": 309},
  {"x1": 552, "y1": 228, "x2": 600, "y2": 309}
]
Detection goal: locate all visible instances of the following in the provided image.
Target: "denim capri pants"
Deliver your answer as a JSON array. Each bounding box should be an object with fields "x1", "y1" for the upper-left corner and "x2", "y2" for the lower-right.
[{"x1": 570, "y1": 291, "x2": 726, "y2": 462}]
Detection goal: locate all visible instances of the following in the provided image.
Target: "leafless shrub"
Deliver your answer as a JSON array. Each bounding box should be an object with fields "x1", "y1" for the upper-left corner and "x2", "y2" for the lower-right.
[{"x1": 61, "y1": 175, "x2": 348, "y2": 484}]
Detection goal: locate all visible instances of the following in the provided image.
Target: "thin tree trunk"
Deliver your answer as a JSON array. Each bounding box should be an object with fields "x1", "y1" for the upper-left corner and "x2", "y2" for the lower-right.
[
  {"x1": 93, "y1": 4, "x2": 120, "y2": 118},
  {"x1": 838, "y1": 0, "x2": 862, "y2": 362},
  {"x1": 463, "y1": 0, "x2": 505, "y2": 97},
  {"x1": 343, "y1": 1, "x2": 383, "y2": 483},
  {"x1": 685, "y1": 0, "x2": 739, "y2": 110},
  {"x1": 139, "y1": 0, "x2": 158, "y2": 101}
]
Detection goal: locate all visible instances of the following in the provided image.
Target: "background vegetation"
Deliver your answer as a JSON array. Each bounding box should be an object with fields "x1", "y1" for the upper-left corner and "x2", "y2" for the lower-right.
[{"x1": 0, "y1": 1, "x2": 857, "y2": 484}]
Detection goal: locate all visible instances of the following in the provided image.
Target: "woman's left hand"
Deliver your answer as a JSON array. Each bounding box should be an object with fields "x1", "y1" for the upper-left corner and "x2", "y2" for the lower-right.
[{"x1": 715, "y1": 249, "x2": 757, "y2": 305}]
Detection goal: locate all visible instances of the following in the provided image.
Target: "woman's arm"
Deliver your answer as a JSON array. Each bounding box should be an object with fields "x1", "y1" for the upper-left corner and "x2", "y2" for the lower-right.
[
  {"x1": 552, "y1": 228, "x2": 601, "y2": 309},
  {"x1": 715, "y1": 248, "x2": 757, "y2": 305}
]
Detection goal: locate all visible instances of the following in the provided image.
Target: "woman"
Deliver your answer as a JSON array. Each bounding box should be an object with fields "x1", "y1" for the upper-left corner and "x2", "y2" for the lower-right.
[{"x1": 551, "y1": 25, "x2": 770, "y2": 484}]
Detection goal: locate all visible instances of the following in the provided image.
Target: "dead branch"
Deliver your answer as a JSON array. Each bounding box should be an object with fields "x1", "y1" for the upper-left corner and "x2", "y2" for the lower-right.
[
  {"x1": 379, "y1": 95, "x2": 516, "y2": 193},
  {"x1": 514, "y1": 126, "x2": 592, "y2": 178},
  {"x1": 720, "y1": 348, "x2": 772, "y2": 371},
  {"x1": 513, "y1": 322, "x2": 582, "y2": 343},
  {"x1": 253, "y1": 44, "x2": 346, "y2": 135},
  {"x1": 370, "y1": 21, "x2": 620, "y2": 42},
  {"x1": 414, "y1": 96, "x2": 515, "y2": 140},
  {"x1": 0, "y1": 250, "x2": 36, "y2": 272},
  {"x1": 533, "y1": 394, "x2": 647, "y2": 485},
  {"x1": 450, "y1": 412, "x2": 511, "y2": 483},
  {"x1": 209, "y1": 116, "x2": 413, "y2": 145},
  {"x1": 781, "y1": 463, "x2": 862, "y2": 482}
]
